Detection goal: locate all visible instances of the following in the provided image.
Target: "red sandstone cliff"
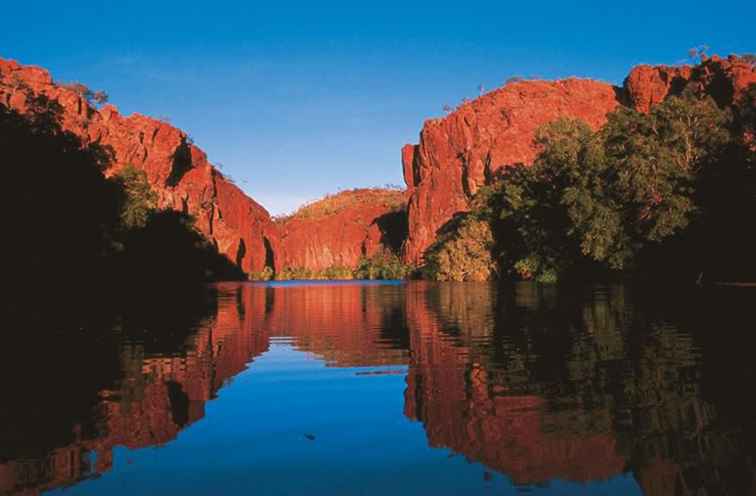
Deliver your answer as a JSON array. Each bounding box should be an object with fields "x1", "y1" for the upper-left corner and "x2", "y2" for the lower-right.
[
  {"x1": 401, "y1": 79, "x2": 621, "y2": 263},
  {"x1": 401, "y1": 55, "x2": 756, "y2": 264},
  {"x1": 2, "y1": 54, "x2": 752, "y2": 275},
  {"x1": 624, "y1": 54, "x2": 756, "y2": 112},
  {"x1": 0, "y1": 57, "x2": 279, "y2": 276},
  {"x1": 275, "y1": 188, "x2": 407, "y2": 272}
]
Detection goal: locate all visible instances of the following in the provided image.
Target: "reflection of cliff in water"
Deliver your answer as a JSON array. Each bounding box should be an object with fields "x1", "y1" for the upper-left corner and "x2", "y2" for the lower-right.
[
  {"x1": 1, "y1": 282, "x2": 755, "y2": 495},
  {"x1": 403, "y1": 282, "x2": 756, "y2": 495},
  {"x1": 0, "y1": 283, "x2": 409, "y2": 495},
  {"x1": 225, "y1": 282, "x2": 410, "y2": 367}
]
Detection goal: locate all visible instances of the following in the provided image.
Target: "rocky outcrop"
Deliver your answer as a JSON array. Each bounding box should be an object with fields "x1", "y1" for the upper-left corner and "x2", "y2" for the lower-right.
[
  {"x1": 276, "y1": 188, "x2": 407, "y2": 272},
  {"x1": 0, "y1": 58, "x2": 411, "y2": 277},
  {"x1": 401, "y1": 79, "x2": 621, "y2": 263},
  {"x1": 0, "y1": 57, "x2": 278, "y2": 276},
  {"x1": 401, "y1": 55, "x2": 756, "y2": 265},
  {"x1": 3, "y1": 54, "x2": 752, "y2": 276},
  {"x1": 624, "y1": 54, "x2": 756, "y2": 112}
]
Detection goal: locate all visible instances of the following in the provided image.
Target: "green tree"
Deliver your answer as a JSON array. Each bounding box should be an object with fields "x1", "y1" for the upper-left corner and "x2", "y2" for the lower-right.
[
  {"x1": 423, "y1": 215, "x2": 497, "y2": 281},
  {"x1": 423, "y1": 92, "x2": 735, "y2": 283},
  {"x1": 355, "y1": 252, "x2": 411, "y2": 280},
  {"x1": 116, "y1": 164, "x2": 158, "y2": 229}
]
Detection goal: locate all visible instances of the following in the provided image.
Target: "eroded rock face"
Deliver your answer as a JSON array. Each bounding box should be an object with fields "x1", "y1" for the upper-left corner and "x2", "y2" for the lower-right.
[
  {"x1": 624, "y1": 55, "x2": 756, "y2": 112},
  {"x1": 276, "y1": 189, "x2": 408, "y2": 272},
  {"x1": 0, "y1": 57, "x2": 277, "y2": 275},
  {"x1": 401, "y1": 55, "x2": 756, "y2": 265},
  {"x1": 401, "y1": 79, "x2": 621, "y2": 264}
]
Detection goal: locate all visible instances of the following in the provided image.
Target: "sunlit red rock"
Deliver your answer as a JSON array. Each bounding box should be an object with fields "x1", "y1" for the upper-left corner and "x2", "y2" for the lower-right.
[
  {"x1": 0, "y1": 57, "x2": 276, "y2": 275},
  {"x1": 624, "y1": 55, "x2": 756, "y2": 112},
  {"x1": 401, "y1": 55, "x2": 756, "y2": 264},
  {"x1": 275, "y1": 189, "x2": 408, "y2": 272},
  {"x1": 401, "y1": 79, "x2": 621, "y2": 263}
]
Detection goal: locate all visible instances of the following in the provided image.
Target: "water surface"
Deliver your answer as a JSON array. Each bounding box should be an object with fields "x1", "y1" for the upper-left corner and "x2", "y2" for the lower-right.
[{"x1": 1, "y1": 281, "x2": 755, "y2": 495}]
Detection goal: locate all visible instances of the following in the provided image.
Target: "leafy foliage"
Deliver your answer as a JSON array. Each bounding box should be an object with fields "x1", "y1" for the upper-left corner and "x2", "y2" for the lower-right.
[
  {"x1": 275, "y1": 265, "x2": 354, "y2": 280},
  {"x1": 115, "y1": 164, "x2": 158, "y2": 229},
  {"x1": 249, "y1": 266, "x2": 274, "y2": 281},
  {"x1": 273, "y1": 253, "x2": 412, "y2": 281},
  {"x1": 1, "y1": 96, "x2": 243, "y2": 304},
  {"x1": 355, "y1": 252, "x2": 411, "y2": 280},
  {"x1": 422, "y1": 89, "x2": 753, "y2": 283},
  {"x1": 60, "y1": 81, "x2": 109, "y2": 106},
  {"x1": 424, "y1": 215, "x2": 497, "y2": 281}
]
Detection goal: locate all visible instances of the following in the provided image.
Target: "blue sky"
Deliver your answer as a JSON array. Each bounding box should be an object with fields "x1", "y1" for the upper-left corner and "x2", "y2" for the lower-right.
[{"x1": 2, "y1": 1, "x2": 754, "y2": 214}]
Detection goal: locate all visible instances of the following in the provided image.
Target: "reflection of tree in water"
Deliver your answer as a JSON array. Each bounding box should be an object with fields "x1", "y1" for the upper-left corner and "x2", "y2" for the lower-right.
[
  {"x1": 0, "y1": 293, "x2": 237, "y2": 495},
  {"x1": 405, "y1": 282, "x2": 756, "y2": 495},
  {"x1": 2, "y1": 282, "x2": 754, "y2": 495},
  {"x1": 0, "y1": 283, "x2": 412, "y2": 495}
]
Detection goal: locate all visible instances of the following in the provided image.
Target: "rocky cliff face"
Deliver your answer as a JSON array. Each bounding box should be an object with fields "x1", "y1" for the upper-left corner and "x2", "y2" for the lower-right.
[
  {"x1": 0, "y1": 57, "x2": 410, "y2": 277},
  {"x1": 4, "y1": 55, "x2": 752, "y2": 276},
  {"x1": 624, "y1": 54, "x2": 756, "y2": 112},
  {"x1": 0, "y1": 58, "x2": 278, "y2": 276},
  {"x1": 276, "y1": 188, "x2": 407, "y2": 272},
  {"x1": 401, "y1": 55, "x2": 756, "y2": 264},
  {"x1": 401, "y1": 79, "x2": 621, "y2": 263}
]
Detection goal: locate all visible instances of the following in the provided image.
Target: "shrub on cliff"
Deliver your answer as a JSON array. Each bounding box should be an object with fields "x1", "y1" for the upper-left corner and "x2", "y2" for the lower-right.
[
  {"x1": 114, "y1": 164, "x2": 158, "y2": 229},
  {"x1": 0, "y1": 97, "x2": 244, "y2": 297},
  {"x1": 422, "y1": 91, "x2": 745, "y2": 283},
  {"x1": 0, "y1": 96, "x2": 122, "y2": 288},
  {"x1": 59, "y1": 81, "x2": 108, "y2": 106},
  {"x1": 111, "y1": 166, "x2": 244, "y2": 283},
  {"x1": 496, "y1": 95, "x2": 732, "y2": 281}
]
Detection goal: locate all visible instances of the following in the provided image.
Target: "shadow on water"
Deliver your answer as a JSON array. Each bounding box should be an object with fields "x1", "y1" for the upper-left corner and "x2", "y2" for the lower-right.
[{"x1": 1, "y1": 281, "x2": 755, "y2": 495}]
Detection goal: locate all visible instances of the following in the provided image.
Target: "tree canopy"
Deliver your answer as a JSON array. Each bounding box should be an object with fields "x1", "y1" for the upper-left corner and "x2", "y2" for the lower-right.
[{"x1": 423, "y1": 89, "x2": 755, "y2": 283}]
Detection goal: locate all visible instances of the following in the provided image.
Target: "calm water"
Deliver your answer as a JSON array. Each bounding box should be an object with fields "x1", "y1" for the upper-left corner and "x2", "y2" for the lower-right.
[{"x1": 2, "y1": 281, "x2": 755, "y2": 495}]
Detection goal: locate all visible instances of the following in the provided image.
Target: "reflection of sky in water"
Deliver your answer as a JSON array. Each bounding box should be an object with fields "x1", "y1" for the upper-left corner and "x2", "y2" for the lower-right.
[
  {"x1": 1, "y1": 281, "x2": 748, "y2": 495},
  {"x1": 51, "y1": 343, "x2": 641, "y2": 496}
]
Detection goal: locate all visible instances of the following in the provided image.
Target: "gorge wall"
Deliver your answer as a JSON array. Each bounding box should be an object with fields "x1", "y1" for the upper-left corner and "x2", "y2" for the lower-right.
[
  {"x1": 0, "y1": 58, "x2": 279, "y2": 276},
  {"x1": 401, "y1": 55, "x2": 756, "y2": 264},
  {"x1": 0, "y1": 57, "x2": 407, "y2": 278},
  {"x1": 275, "y1": 188, "x2": 407, "y2": 272},
  {"x1": 3, "y1": 54, "x2": 752, "y2": 276}
]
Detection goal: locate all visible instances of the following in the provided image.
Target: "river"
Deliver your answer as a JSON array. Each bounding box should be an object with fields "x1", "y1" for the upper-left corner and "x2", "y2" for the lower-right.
[{"x1": 1, "y1": 281, "x2": 754, "y2": 495}]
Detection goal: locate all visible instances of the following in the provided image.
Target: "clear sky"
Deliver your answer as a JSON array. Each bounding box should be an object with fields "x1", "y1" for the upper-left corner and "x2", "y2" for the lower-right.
[{"x1": 2, "y1": 1, "x2": 754, "y2": 214}]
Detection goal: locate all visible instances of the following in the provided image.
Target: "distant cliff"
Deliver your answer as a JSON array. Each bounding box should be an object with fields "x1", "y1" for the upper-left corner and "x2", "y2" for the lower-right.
[{"x1": 275, "y1": 188, "x2": 408, "y2": 274}]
